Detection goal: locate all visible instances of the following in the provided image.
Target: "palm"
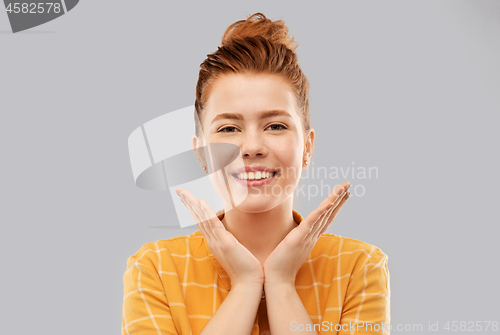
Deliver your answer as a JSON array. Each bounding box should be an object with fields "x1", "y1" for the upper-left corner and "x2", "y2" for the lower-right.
[
  {"x1": 263, "y1": 182, "x2": 351, "y2": 284},
  {"x1": 263, "y1": 227, "x2": 306, "y2": 279}
]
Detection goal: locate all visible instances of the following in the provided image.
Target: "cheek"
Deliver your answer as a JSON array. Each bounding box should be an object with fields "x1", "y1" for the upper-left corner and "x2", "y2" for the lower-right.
[
  {"x1": 278, "y1": 148, "x2": 301, "y2": 166},
  {"x1": 273, "y1": 138, "x2": 303, "y2": 180}
]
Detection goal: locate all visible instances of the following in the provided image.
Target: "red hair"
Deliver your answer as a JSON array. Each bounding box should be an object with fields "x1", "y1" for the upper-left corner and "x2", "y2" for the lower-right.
[{"x1": 194, "y1": 12, "x2": 311, "y2": 144}]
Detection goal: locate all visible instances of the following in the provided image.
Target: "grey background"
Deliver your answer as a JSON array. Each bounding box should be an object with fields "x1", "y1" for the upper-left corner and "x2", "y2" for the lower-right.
[{"x1": 1, "y1": 0, "x2": 499, "y2": 334}]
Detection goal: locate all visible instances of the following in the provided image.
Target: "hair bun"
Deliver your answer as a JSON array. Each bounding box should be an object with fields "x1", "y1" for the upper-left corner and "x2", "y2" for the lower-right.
[{"x1": 221, "y1": 12, "x2": 298, "y2": 52}]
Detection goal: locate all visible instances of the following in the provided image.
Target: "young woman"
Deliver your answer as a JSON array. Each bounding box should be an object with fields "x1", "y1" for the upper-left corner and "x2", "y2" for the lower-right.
[{"x1": 122, "y1": 13, "x2": 390, "y2": 335}]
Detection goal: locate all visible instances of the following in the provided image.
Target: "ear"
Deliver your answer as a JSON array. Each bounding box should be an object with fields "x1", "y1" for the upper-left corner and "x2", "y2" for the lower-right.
[
  {"x1": 192, "y1": 134, "x2": 208, "y2": 172},
  {"x1": 303, "y1": 128, "x2": 315, "y2": 168}
]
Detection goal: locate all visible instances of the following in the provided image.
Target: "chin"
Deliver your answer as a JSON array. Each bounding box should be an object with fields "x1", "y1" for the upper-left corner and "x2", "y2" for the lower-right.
[{"x1": 234, "y1": 195, "x2": 282, "y2": 213}]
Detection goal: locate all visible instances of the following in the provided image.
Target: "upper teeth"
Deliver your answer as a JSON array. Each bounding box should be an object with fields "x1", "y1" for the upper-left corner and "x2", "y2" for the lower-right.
[{"x1": 235, "y1": 171, "x2": 275, "y2": 180}]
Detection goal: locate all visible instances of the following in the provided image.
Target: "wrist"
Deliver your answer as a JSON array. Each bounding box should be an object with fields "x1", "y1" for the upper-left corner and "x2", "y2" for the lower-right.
[
  {"x1": 264, "y1": 278, "x2": 296, "y2": 291},
  {"x1": 230, "y1": 281, "x2": 264, "y2": 298},
  {"x1": 263, "y1": 281, "x2": 297, "y2": 300}
]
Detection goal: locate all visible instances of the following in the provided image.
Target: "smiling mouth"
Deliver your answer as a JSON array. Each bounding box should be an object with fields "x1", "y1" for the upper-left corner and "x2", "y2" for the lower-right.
[{"x1": 231, "y1": 171, "x2": 279, "y2": 181}]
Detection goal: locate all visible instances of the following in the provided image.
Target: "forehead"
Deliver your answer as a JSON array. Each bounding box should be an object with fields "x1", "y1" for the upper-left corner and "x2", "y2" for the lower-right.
[{"x1": 204, "y1": 73, "x2": 300, "y2": 123}]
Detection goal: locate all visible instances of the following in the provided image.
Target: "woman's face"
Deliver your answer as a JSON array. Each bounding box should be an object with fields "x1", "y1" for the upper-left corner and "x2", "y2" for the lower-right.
[{"x1": 195, "y1": 73, "x2": 313, "y2": 213}]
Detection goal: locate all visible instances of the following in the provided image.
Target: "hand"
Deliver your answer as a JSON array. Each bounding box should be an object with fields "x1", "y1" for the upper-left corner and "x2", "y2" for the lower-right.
[
  {"x1": 175, "y1": 187, "x2": 265, "y2": 288},
  {"x1": 262, "y1": 182, "x2": 351, "y2": 286}
]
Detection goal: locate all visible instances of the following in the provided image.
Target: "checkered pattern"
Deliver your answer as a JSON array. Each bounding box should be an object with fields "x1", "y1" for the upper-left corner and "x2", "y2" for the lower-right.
[{"x1": 122, "y1": 210, "x2": 390, "y2": 335}]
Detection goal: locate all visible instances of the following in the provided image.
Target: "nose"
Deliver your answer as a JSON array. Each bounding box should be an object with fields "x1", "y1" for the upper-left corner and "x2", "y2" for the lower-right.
[{"x1": 240, "y1": 129, "x2": 268, "y2": 159}]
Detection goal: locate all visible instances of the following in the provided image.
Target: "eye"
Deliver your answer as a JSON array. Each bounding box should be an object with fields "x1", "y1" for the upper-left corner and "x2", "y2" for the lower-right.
[
  {"x1": 217, "y1": 126, "x2": 239, "y2": 133},
  {"x1": 267, "y1": 123, "x2": 287, "y2": 131}
]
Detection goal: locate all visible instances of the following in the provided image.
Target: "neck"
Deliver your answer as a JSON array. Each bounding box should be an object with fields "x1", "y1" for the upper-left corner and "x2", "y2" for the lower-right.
[{"x1": 220, "y1": 198, "x2": 298, "y2": 265}]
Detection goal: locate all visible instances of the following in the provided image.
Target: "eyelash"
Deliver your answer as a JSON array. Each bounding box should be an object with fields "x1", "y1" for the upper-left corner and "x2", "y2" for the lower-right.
[{"x1": 217, "y1": 123, "x2": 287, "y2": 133}]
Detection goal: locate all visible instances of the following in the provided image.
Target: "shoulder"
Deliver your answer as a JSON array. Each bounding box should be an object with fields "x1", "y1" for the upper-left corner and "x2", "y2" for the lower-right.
[
  {"x1": 125, "y1": 230, "x2": 206, "y2": 273},
  {"x1": 314, "y1": 233, "x2": 388, "y2": 275}
]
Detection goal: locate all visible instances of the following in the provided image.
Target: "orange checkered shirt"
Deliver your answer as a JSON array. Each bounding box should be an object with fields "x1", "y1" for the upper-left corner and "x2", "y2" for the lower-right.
[{"x1": 122, "y1": 210, "x2": 390, "y2": 335}]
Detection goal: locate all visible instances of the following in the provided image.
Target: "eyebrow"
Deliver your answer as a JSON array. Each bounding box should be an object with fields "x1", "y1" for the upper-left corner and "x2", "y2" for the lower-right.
[{"x1": 211, "y1": 110, "x2": 292, "y2": 124}]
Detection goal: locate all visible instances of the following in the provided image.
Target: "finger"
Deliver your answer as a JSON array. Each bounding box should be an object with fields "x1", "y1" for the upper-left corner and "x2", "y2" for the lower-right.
[
  {"x1": 327, "y1": 191, "x2": 350, "y2": 224},
  {"x1": 315, "y1": 191, "x2": 350, "y2": 239},
  {"x1": 320, "y1": 182, "x2": 349, "y2": 221},
  {"x1": 308, "y1": 187, "x2": 349, "y2": 241},
  {"x1": 304, "y1": 185, "x2": 346, "y2": 235},
  {"x1": 177, "y1": 190, "x2": 212, "y2": 242},
  {"x1": 179, "y1": 196, "x2": 199, "y2": 224},
  {"x1": 179, "y1": 196, "x2": 211, "y2": 242},
  {"x1": 330, "y1": 187, "x2": 348, "y2": 208},
  {"x1": 181, "y1": 190, "x2": 208, "y2": 225},
  {"x1": 300, "y1": 201, "x2": 333, "y2": 237},
  {"x1": 310, "y1": 197, "x2": 341, "y2": 240},
  {"x1": 318, "y1": 183, "x2": 348, "y2": 211},
  {"x1": 185, "y1": 197, "x2": 213, "y2": 242},
  {"x1": 304, "y1": 202, "x2": 335, "y2": 241},
  {"x1": 305, "y1": 186, "x2": 343, "y2": 227},
  {"x1": 313, "y1": 190, "x2": 349, "y2": 239},
  {"x1": 197, "y1": 199, "x2": 224, "y2": 243},
  {"x1": 179, "y1": 193, "x2": 202, "y2": 225},
  {"x1": 183, "y1": 197, "x2": 217, "y2": 243}
]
